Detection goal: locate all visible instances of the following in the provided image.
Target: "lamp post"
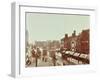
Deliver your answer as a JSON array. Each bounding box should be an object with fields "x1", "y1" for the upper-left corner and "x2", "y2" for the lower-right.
[
  {"x1": 35, "y1": 54, "x2": 38, "y2": 67},
  {"x1": 53, "y1": 53, "x2": 56, "y2": 66},
  {"x1": 35, "y1": 50, "x2": 39, "y2": 67},
  {"x1": 52, "y1": 50, "x2": 56, "y2": 66}
]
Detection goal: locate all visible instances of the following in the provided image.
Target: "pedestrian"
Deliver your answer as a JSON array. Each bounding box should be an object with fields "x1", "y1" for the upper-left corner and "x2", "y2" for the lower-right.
[
  {"x1": 37, "y1": 48, "x2": 41, "y2": 59},
  {"x1": 42, "y1": 49, "x2": 47, "y2": 62},
  {"x1": 55, "y1": 51, "x2": 63, "y2": 66}
]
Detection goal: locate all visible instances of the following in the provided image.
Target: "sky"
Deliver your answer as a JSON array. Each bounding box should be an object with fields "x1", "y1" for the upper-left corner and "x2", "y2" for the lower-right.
[{"x1": 26, "y1": 12, "x2": 90, "y2": 42}]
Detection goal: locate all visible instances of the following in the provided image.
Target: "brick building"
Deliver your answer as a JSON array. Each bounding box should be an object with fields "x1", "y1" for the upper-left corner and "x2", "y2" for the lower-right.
[
  {"x1": 61, "y1": 29, "x2": 89, "y2": 54},
  {"x1": 76, "y1": 29, "x2": 89, "y2": 54}
]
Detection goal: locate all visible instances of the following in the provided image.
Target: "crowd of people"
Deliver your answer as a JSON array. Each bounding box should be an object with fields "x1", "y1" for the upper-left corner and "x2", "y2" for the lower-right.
[{"x1": 25, "y1": 44, "x2": 65, "y2": 67}]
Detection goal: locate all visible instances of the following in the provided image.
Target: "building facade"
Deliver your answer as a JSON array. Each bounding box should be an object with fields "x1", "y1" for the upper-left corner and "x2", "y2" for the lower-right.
[{"x1": 61, "y1": 29, "x2": 89, "y2": 54}]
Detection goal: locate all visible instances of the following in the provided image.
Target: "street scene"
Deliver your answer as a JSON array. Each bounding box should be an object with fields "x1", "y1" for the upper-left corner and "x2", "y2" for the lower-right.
[{"x1": 25, "y1": 13, "x2": 90, "y2": 67}]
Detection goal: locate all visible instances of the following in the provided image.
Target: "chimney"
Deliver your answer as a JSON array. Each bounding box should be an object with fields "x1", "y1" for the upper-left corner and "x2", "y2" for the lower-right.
[
  {"x1": 72, "y1": 30, "x2": 76, "y2": 37},
  {"x1": 65, "y1": 34, "x2": 68, "y2": 38}
]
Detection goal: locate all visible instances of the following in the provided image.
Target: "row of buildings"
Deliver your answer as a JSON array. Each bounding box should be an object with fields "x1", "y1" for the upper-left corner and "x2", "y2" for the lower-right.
[
  {"x1": 26, "y1": 28, "x2": 89, "y2": 54},
  {"x1": 61, "y1": 29, "x2": 89, "y2": 54},
  {"x1": 35, "y1": 40, "x2": 60, "y2": 50}
]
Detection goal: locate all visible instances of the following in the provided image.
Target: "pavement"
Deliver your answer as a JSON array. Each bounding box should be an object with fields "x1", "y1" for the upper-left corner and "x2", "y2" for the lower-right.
[{"x1": 27, "y1": 58, "x2": 54, "y2": 67}]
